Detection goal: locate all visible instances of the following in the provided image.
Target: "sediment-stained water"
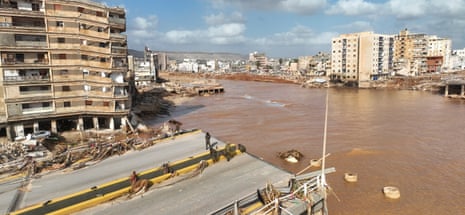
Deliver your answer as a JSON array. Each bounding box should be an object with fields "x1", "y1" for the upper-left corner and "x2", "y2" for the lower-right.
[{"x1": 149, "y1": 80, "x2": 465, "y2": 214}]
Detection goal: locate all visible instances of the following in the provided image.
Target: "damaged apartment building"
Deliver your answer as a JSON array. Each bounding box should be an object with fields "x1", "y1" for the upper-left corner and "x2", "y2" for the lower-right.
[
  {"x1": 0, "y1": 0, "x2": 130, "y2": 140},
  {"x1": 128, "y1": 47, "x2": 167, "y2": 87}
]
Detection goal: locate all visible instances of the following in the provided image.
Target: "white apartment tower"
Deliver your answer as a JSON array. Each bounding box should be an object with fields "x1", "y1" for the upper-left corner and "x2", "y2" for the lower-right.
[{"x1": 331, "y1": 32, "x2": 394, "y2": 87}]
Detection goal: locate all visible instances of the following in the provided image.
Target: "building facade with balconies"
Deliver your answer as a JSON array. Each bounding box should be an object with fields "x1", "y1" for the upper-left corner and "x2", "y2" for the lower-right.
[
  {"x1": 0, "y1": 0, "x2": 129, "y2": 140},
  {"x1": 331, "y1": 32, "x2": 394, "y2": 87},
  {"x1": 394, "y1": 29, "x2": 429, "y2": 75}
]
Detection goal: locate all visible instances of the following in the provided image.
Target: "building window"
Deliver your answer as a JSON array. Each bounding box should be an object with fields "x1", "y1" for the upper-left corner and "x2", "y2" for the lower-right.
[
  {"x1": 85, "y1": 100, "x2": 92, "y2": 106},
  {"x1": 59, "y1": 54, "x2": 66, "y2": 59},
  {"x1": 64, "y1": 101, "x2": 71, "y2": 107},
  {"x1": 57, "y1": 38, "x2": 65, "y2": 43},
  {"x1": 81, "y1": 55, "x2": 88, "y2": 60},
  {"x1": 97, "y1": 27, "x2": 104, "y2": 32},
  {"x1": 54, "y1": 4, "x2": 62, "y2": 10},
  {"x1": 32, "y1": 3, "x2": 40, "y2": 11},
  {"x1": 59, "y1": 70, "x2": 68, "y2": 75},
  {"x1": 96, "y1": 11, "x2": 103, "y2": 17},
  {"x1": 103, "y1": 101, "x2": 110, "y2": 107},
  {"x1": 56, "y1": 21, "x2": 64, "y2": 27},
  {"x1": 78, "y1": 7, "x2": 84, "y2": 13},
  {"x1": 62, "y1": 86, "x2": 70, "y2": 91}
]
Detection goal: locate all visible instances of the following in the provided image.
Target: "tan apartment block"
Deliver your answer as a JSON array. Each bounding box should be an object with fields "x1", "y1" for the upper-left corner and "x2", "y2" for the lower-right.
[
  {"x1": 0, "y1": 0, "x2": 129, "y2": 140},
  {"x1": 331, "y1": 32, "x2": 394, "y2": 87},
  {"x1": 394, "y1": 29, "x2": 452, "y2": 75}
]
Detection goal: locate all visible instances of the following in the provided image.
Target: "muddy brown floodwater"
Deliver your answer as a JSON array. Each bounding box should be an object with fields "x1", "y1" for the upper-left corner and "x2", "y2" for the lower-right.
[{"x1": 148, "y1": 80, "x2": 465, "y2": 214}]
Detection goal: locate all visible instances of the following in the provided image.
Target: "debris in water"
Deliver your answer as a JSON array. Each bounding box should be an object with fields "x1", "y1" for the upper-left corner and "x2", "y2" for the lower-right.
[{"x1": 278, "y1": 149, "x2": 303, "y2": 163}]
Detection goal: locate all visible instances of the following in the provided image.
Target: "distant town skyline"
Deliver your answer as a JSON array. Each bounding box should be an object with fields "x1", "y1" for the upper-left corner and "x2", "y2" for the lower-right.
[{"x1": 100, "y1": 0, "x2": 465, "y2": 58}]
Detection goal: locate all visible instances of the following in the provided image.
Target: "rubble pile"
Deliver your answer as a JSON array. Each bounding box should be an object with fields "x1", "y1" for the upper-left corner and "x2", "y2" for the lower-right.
[{"x1": 0, "y1": 119, "x2": 190, "y2": 179}]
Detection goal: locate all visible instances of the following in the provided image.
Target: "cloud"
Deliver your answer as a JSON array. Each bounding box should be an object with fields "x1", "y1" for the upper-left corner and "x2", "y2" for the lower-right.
[
  {"x1": 384, "y1": 0, "x2": 465, "y2": 20},
  {"x1": 253, "y1": 25, "x2": 338, "y2": 46},
  {"x1": 208, "y1": 0, "x2": 326, "y2": 15},
  {"x1": 281, "y1": 0, "x2": 327, "y2": 14},
  {"x1": 162, "y1": 12, "x2": 247, "y2": 45},
  {"x1": 128, "y1": 15, "x2": 159, "y2": 40},
  {"x1": 326, "y1": 0, "x2": 378, "y2": 16},
  {"x1": 207, "y1": 23, "x2": 246, "y2": 38},
  {"x1": 204, "y1": 12, "x2": 245, "y2": 25},
  {"x1": 164, "y1": 30, "x2": 201, "y2": 44},
  {"x1": 132, "y1": 16, "x2": 158, "y2": 30},
  {"x1": 335, "y1": 21, "x2": 373, "y2": 32},
  {"x1": 386, "y1": 0, "x2": 428, "y2": 19}
]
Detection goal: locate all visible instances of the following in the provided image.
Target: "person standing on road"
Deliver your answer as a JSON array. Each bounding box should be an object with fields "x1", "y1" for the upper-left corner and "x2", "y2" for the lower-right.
[
  {"x1": 205, "y1": 132, "x2": 211, "y2": 150},
  {"x1": 130, "y1": 171, "x2": 139, "y2": 184}
]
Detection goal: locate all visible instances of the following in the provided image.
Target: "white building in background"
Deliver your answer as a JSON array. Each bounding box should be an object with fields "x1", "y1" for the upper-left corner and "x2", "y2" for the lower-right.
[
  {"x1": 177, "y1": 59, "x2": 199, "y2": 73},
  {"x1": 249, "y1": 51, "x2": 267, "y2": 70},
  {"x1": 206, "y1": 60, "x2": 217, "y2": 72},
  {"x1": 451, "y1": 48, "x2": 465, "y2": 70}
]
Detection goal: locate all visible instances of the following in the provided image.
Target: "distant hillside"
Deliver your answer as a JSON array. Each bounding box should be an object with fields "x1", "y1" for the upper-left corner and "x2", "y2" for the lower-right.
[{"x1": 128, "y1": 49, "x2": 247, "y2": 61}]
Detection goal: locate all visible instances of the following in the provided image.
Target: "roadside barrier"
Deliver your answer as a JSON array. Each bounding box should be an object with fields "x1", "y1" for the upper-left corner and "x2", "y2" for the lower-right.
[{"x1": 10, "y1": 144, "x2": 245, "y2": 215}]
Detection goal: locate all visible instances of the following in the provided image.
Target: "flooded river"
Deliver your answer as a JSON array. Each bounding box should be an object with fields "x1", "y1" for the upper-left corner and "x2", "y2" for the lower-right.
[{"x1": 150, "y1": 80, "x2": 465, "y2": 214}]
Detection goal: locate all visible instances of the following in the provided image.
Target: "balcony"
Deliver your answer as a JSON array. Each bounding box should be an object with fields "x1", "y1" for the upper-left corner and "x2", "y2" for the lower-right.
[
  {"x1": 2, "y1": 53, "x2": 49, "y2": 66},
  {"x1": 79, "y1": 28, "x2": 108, "y2": 39},
  {"x1": 84, "y1": 75, "x2": 112, "y2": 84},
  {"x1": 110, "y1": 33, "x2": 127, "y2": 41},
  {"x1": 115, "y1": 101, "x2": 129, "y2": 112},
  {"x1": 109, "y1": 17, "x2": 125, "y2": 29},
  {"x1": 19, "y1": 85, "x2": 52, "y2": 96},
  {"x1": 81, "y1": 45, "x2": 110, "y2": 54},
  {"x1": 87, "y1": 88, "x2": 113, "y2": 98},
  {"x1": 114, "y1": 87, "x2": 128, "y2": 98},
  {"x1": 112, "y1": 61, "x2": 127, "y2": 69},
  {"x1": 4, "y1": 75, "x2": 49, "y2": 83},
  {"x1": 11, "y1": 16, "x2": 45, "y2": 28},
  {"x1": 22, "y1": 106, "x2": 53, "y2": 115},
  {"x1": 111, "y1": 47, "x2": 127, "y2": 55},
  {"x1": 49, "y1": 42, "x2": 80, "y2": 50},
  {"x1": 81, "y1": 60, "x2": 110, "y2": 68},
  {"x1": 0, "y1": 2, "x2": 44, "y2": 14},
  {"x1": 15, "y1": 40, "x2": 47, "y2": 47}
]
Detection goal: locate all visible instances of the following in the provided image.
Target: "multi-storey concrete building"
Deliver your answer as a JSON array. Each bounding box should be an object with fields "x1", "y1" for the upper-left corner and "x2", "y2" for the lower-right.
[
  {"x1": 128, "y1": 48, "x2": 164, "y2": 88},
  {"x1": 427, "y1": 36, "x2": 452, "y2": 72},
  {"x1": 248, "y1": 51, "x2": 267, "y2": 71},
  {"x1": 0, "y1": 0, "x2": 129, "y2": 140},
  {"x1": 394, "y1": 29, "x2": 428, "y2": 75},
  {"x1": 331, "y1": 32, "x2": 394, "y2": 87},
  {"x1": 394, "y1": 29, "x2": 452, "y2": 75},
  {"x1": 451, "y1": 48, "x2": 465, "y2": 70}
]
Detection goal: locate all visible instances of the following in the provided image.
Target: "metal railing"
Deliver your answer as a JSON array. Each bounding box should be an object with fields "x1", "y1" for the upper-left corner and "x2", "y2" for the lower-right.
[
  {"x1": 250, "y1": 176, "x2": 322, "y2": 215},
  {"x1": 4, "y1": 76, "x2": 49, "y2": 82}
]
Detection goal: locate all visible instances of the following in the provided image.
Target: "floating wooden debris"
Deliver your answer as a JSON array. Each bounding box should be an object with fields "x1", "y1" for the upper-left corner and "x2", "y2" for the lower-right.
[{"x1": 278, "y1": 149, "x2": 303, "y2": 163}]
